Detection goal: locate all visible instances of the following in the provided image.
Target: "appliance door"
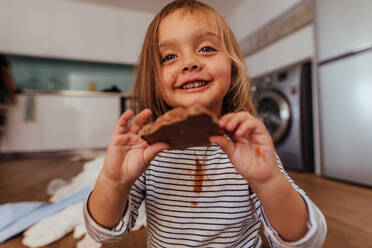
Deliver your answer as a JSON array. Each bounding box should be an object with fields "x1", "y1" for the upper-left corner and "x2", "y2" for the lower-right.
[
  {"x1": 318, "y1": 50, "x2": 372, "y2": 186},
  {"x1": 315, "y1": 0, "x2": 372, "y2": 62},
  {"x1": 254, "y1": 90, "x2": 290, "y2": 144}
]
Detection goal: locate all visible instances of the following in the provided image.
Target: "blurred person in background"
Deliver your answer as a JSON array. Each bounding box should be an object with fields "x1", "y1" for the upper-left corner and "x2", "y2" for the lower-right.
[{"x1": 0, "y1": 54, "x2": 19, "y2": 136}]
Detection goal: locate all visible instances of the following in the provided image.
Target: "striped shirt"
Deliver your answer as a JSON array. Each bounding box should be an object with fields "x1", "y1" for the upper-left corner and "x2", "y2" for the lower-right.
[{"x1": 84, "y1": 145, "x2": 327, "y2": 247}]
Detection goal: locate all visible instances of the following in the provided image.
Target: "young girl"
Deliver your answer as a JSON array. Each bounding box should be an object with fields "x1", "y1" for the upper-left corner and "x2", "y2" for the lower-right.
[{"x1": 84, "y1": 1, "x2": 327, "y2": 247}]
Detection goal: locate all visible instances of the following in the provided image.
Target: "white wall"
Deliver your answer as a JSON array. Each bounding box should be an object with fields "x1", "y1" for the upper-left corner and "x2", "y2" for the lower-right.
[
  {"x1": 245, "y1": 25, "x2": 314, "y2": 77},
  {"x1": 226, "y1": 0, "x2": 314, "y2": 78}
]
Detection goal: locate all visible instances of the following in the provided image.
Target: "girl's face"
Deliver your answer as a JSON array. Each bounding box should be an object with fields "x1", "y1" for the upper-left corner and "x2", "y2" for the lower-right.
[{"x1": 158, "y1": 9, "x2": 231, "y2": 117}]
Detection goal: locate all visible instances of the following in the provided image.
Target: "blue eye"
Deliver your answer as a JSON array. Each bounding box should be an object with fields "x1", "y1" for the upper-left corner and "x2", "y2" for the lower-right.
[
  {"x1": 199, "y1": 46, "x2": 216, "y2": 53},
  {"x1": 161, "y1": 54, "x2": 177, "y2": 63}
]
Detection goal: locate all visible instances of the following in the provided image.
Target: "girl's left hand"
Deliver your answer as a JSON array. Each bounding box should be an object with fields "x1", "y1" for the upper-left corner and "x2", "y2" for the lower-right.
[{"x1": 209, "y1": 111, "x2": 280, "y2": 185}]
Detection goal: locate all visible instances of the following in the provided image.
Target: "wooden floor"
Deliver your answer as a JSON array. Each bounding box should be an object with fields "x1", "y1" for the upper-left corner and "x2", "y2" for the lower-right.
[{"x1": 0, "y1": 155, "x2": 371, "y2": 248}]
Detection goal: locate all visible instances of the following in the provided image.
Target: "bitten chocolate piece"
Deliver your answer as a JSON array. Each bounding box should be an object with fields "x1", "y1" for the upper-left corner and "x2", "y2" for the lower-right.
[{"x1": 139, "y1": 105, "x2": 224, "y2": 149}]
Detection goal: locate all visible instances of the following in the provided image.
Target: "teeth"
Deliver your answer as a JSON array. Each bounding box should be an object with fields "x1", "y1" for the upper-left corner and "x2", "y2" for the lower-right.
[{"x1": 181, "y1": 81, "x2": 207, "y2": 89}]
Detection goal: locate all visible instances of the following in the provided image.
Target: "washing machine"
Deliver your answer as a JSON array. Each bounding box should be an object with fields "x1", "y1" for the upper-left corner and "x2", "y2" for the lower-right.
[{"x1": 251, "y1": 61, "x2": 314, "y2": 172}]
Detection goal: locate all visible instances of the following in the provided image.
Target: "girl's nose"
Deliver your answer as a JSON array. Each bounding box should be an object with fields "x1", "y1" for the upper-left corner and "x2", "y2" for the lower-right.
[{"x1": 182, "y1": 59, "x2": 202, "y2": 72}]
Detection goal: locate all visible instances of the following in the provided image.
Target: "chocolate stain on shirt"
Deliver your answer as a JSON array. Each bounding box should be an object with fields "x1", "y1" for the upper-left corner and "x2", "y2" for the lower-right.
[
  {"x1": 193, "y1": 159, "x2": 205, "y2": 192},
  {"x1": 191, "y1": 147, "x2": 210, "y2": 206}
]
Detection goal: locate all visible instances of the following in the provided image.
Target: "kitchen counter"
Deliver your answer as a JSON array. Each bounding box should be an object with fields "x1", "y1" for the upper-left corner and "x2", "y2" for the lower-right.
[
  {"x1": 0, "y1": 93, "x2": 123, "y2": 153},
  {"x1": 21, "y1": 89, "x2": 131, "y2": 98}
]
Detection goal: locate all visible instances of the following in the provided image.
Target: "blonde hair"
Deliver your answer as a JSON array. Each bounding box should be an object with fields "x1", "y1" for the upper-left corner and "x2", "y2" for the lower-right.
[{"x1": 131, "y1": 0, "x2": 256, "y2": 122}]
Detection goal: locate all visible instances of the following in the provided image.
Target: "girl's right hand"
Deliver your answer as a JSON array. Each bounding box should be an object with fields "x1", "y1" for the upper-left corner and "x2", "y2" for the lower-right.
[{"x1": 101, "y1": 109, "x2": 169, "y2": 187}]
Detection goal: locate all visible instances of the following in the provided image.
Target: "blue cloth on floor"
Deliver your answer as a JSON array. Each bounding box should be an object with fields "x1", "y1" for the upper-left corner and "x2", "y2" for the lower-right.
[
  {"x1": 0, "y1": 185, "x2": 93, "y2": 243},
  {"x1": 0, "y1": 202, "x2": 47, "y2": 232}
]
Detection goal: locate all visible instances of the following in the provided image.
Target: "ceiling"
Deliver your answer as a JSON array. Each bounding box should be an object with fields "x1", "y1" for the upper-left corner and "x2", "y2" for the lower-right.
[{"x1": 70, "y1": 0, "x2": 244, "y2": 17}]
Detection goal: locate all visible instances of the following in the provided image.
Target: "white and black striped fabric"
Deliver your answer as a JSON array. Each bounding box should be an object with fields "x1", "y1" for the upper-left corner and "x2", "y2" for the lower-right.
[{"x1": 84, "y1": 144, "x2": 327, "y2": 247}]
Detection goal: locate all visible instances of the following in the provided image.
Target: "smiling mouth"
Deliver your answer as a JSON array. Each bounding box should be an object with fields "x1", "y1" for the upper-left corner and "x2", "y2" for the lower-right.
[{"x1": 179, "y1": 80, "x2": 210, "y2": 90}]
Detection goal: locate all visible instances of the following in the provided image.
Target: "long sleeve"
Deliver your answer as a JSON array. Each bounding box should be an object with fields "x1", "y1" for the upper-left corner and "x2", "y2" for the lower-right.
[
  {"x1": 83, "y1": 173, "x2": 146, "y2": 243},
  {"x1": 250, "y1": 155, "x2": 327, "y2": 248}
]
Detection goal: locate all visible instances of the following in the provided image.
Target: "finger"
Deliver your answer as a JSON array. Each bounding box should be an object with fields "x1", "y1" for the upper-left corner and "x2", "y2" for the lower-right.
[
  {"x1": 110, "y1": 133, "x2": 139, "y2": 146},
  {"x1": 128, "y1": 109, "x2": 152, "y2": 134},
  {"x1": 110, "y1": 134, "x2": 130, "y2": 146},
  {"x1": 114, "y1": 110, "x2": 134, "y2": 134},
  {"x1": 236, "y1": 120, "x2": 271, "y2": 146},
  {"x1": 224, "y1": 112, "x2": 252, "y2": 133},
  {"x1": 235, "y1": 118, "x2": 258, "y2": 137},
  {"x1": 218, "y1": 113, "x2": 235, "y2": 128},
  {"x1": 209, "y1": 135, "x2": 235, "y2": 157},
  {"x1": 143, "y1": 142, "x2": 169, "y2": 164}
]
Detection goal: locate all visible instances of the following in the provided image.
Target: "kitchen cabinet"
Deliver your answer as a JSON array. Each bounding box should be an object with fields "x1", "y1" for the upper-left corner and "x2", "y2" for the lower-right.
[
  {"x1": 87, "y1": 5, "x2": 121, "y2": 63},
  {"x1": 0, "y1": 0, "x2": 153, "y2": 64},
  {"x1": 6, "y1": 0, "x2": 51, "y2": 57},
  {"x1": 0, "y1": 95, "x2": 44, "y2": 152},
  {"x1": 118, "y1": 9, "x2": 152, "y2": 64},
  {"x1": 318, "y1": 51, "x2": 372, "y2": 186},
  {"x1": 316, "y1": 0, "x2": 372, "y2": 62},
  {"x1": 50, "y1": 1, "x2": 89, "y2": 60},
  {"x1": 0, "y1": 0, "x2": 9, "y2": 51},
  {"x1": 0, "y1": 93, "x2": 121, "y2": 153},
  {"x1": 315, "y1": 0, "x2": 372, "y2": 187}
]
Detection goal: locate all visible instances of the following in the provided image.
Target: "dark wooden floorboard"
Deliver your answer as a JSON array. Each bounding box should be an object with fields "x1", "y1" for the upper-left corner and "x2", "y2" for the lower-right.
[
  {"x1": 287, "y1": 171, "x2": 372, "y2": 248},
  {"x1": 0, "y1": 155, "x2": 371, "y2": 247}
]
